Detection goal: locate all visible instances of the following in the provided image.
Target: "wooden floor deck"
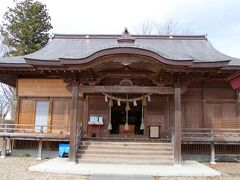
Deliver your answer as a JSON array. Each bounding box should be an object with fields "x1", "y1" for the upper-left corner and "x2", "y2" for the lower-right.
[
  {"x1": 0, "y1": 132, "x2": 69, "y2": 141},
  {"x1": 182, "y1": 128, "x2": 240, "y2": 144},
  {"x1": 0, "y1": 124, "x2": 70, "y2": 141}
]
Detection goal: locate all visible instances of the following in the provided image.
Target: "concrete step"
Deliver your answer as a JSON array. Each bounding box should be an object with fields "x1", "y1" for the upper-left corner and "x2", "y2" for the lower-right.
[{"x1": 78, "y1": 149, "x2": 173, "y2": 155}]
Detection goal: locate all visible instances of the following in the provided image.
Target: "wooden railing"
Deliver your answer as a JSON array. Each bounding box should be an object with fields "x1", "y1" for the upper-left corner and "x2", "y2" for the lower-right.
[
  {"x1": 76, "y1": 125, "x2": 83, "y2": 155},
  {"x1": 170, "y1": 127, "x2": 175, "y2": 147},
  {"x1": 170, "y1": 127, "x2": 175, "y2": 160},
  {"x1": 0, "y1": 124, "x2": 70, "y2": 135},
  {"x1": 182, "y1": 128, "x2": 240, "y2": 142}
]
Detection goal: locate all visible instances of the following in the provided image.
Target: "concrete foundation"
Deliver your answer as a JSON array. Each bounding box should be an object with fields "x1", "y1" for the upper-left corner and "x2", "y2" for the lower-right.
[{"x1": 29, "y1": 158, "x2": 221, "y2": 177}]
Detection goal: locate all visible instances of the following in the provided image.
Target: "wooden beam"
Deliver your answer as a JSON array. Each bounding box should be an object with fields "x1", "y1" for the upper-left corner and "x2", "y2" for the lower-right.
[
  {"x1": 69, "y1": 85, "x2": 79, "y2": 162},
  {"x1": 81, "y1": 85, "x2": 176, "y2": 94},
  {"x1": 174, "y1": 87, "x2": 182, "y2": 165}
]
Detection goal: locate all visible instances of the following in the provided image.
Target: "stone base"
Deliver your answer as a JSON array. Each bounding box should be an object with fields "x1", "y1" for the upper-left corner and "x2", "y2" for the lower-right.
[{"x1": 29, "y1": 158, "x2": 221, "y2": 177}]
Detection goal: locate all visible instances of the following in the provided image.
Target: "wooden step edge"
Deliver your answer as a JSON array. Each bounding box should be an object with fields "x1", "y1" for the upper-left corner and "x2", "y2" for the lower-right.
[
  {"x1": 77, "y1": 159, "x2": 174, "y2": 165},
  {"x1": 81, "y1": 142, "x2": 171, "y2": 146},
  {"x1": 80, "y1": 145, "x2": 172, "y2": 149},
  {"x1": 81, "y1": 141, "x2": 171, "y2": 144},
  {"x1": 77, "y1": 154, "x2": 174, "y2": 159},
  {"x1": 78, "y1": 150, "x2": 173, "y2": 154}
]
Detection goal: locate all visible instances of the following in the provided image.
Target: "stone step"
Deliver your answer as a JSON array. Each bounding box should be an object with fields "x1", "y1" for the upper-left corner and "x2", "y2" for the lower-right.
[
  {"x1": 78, "y1": 149, "x2": 173, "y2": 155},
  {"x1": 77, "y1": 159, "x2": 174, "y2": 165}
]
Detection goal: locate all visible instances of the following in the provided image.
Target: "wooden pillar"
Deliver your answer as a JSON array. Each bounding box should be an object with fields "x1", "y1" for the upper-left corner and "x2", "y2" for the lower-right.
[
  {"x1": 210, "y1": 142, "x2": 216, "y2": 164},
  {"x1": 69, "y1": 85, "x2": 79, "y2": 162},
  {"x1": 174, "y1": 87, "x2": 182, "y2": 165},
  {"x1": 0, "y1": 137, "x2": 7, "y2": 158},
  {"x1": 84, "y1": 96, "x2": 89, "y2": 136},
  {"x1": 37, "y1": 139, "x2": 43, "y2": 160},
  {"x1": 165, "y1": 97, "x2": 170, "y2": 138}
]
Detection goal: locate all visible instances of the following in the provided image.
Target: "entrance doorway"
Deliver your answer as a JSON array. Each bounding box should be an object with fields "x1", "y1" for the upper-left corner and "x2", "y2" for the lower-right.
[{"x1": 110, "y1": 101, "x2": 144, "y2": 135}]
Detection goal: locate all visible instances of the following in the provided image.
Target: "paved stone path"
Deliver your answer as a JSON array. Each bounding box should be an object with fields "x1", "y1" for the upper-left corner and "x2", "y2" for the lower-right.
[{"x1": 90, "y1": 175, "x2": 152, "y2": 180}]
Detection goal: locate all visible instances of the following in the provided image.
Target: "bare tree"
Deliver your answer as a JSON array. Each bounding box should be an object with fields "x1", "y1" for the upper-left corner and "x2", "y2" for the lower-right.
[
  {"x1": 0, "y1": 37, "x2": 15, "y2": 122},
  {"x1": 0, "y1": 36, "x2": 8, "y2": 57},
  {"x1": 156, "y1": 19, "x2": 179, "y2": 35},
  {"x1": 134, "y1": 19, "x2": 193, "y2": 35},
  {"x1": 0, "y1": 83, "x2": 16, "y2": 121},
  {"x1": 134, "y1": 19, "x2": 155, "y2": 35}
]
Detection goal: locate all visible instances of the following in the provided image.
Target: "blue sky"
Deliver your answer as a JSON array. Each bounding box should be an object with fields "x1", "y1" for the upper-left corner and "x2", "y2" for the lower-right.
[{"x1": 0, "y1": 0, "x2": 240, "y2": 58}]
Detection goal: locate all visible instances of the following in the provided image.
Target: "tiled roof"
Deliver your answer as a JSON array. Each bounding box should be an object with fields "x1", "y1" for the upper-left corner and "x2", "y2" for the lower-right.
[{"x1": 0, "y1": 34, "x2": 239, "y2": 67}]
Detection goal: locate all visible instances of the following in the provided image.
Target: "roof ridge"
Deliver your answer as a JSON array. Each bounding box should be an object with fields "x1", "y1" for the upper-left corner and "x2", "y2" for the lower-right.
[{"x1": 53, "y1": 34, "x2": 207, "y2": 40}]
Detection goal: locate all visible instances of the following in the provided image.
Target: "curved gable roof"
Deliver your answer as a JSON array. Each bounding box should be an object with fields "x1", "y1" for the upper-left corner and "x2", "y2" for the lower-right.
[{"x1": 0, "y1": 33, "x2": 239, "y2": 68}]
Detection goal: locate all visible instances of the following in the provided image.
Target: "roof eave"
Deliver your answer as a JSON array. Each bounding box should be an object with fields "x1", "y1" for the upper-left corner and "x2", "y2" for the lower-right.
[
  {"x1": 24, "y1": 58, "x2": 62, "y2": 66},
  {"x1": 190, "y1": 60, "x2": 230, "y2": 68}
]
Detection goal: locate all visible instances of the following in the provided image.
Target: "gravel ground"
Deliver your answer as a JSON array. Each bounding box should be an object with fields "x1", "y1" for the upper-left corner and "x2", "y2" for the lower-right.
[
  {"x1": 205, "y1": 162, "x2": 240, "y2": 180},
  {"x1": 0, "y1": 157, "x2": 89, "y2": 180},
  {"x1": 1, "y1": 157, "x2": 240, "y2": 180},
  {"x1": 1, "y1": 137, "x2": 240, "y2": 180}
]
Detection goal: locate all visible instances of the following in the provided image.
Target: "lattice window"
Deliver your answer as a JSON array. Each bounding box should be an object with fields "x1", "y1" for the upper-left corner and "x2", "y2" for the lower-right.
[{"x1": 35, "y1": 101, "x2": 49, "y2": 131}]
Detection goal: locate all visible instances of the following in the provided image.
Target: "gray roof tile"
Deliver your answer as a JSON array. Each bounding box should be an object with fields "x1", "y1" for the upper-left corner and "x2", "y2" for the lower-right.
[{"x1": 0, "y1": 34, "x2": 239, "y2": 67}]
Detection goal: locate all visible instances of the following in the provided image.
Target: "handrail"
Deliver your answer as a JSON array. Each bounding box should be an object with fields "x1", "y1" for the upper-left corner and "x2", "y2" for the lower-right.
[
  {"x1": 181, "y1": 128, "x2": 240, "y2": 142},
  {"x1": 182, "y1": 128, "x2": 240, "y2": 131},
  {"x1": 75, "y1": 125, "x2": 83, "y2": 158},
  {"x1": 0, "y1": 123, "x2": 70, "y2": 135},
  {"x1": 170, "y1": 126, "x2": 175, "y2": 154},
  {"x1": 0, "y1": 123, "x2": 70, "y2": 128}
]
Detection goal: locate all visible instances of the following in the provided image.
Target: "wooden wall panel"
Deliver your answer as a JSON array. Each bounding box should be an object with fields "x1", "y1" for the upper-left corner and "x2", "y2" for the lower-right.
[
  {"x1": 147, "y1": 113, "x2": 165, "y2": 137},
  {"x1": 221, "y1": 103, "x2": 238, "y2": 128},
  {"x1": 182, "y1": 88, "x2": 202, "y2": 99},
  {"x1": 204, "y1": 80, "x2": 232, "y2": 88},
  {"x1": 18, "y1": 99, "x2": 35, "y2": 125},
  {"x1": 205, "y1": 88, "x2": 235, "y2": 100},
  {"x1": 205, "y1": 103, "x2": 239, "y2": 129},
  {"x1": 181, "y1": 102, "x2": 203, "y2": 128},
  {"x1": 146, "y1": 96, "x2": 166, "y2": 137},
  {"x1": 206, "y1": 103, "x2": 222, "y2": 128},
  {"x1": 181, "y1": 103, "x2": 186, "y2": 128},
  {"x1": 147, "y1": 96, "x2": 164, "y2": 114},
  {"x1": 18, "y1": 79, "x2": 71, "y2": 97},
  {"x1": 185, "y1": 102, "x2": 203, "y2": 128},
  {"x1": 51, "y1": 100, "x2": 70, "y2": 132}
]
